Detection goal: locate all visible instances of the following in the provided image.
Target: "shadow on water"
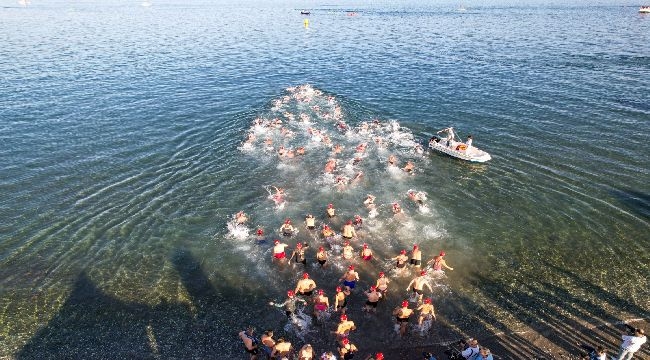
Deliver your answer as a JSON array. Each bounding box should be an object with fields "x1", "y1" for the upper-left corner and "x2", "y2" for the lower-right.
[
  {"x1": 611, "y1": 189, "x2": 650, "y2": 220},
  {"x1": 16, "y1": 248, "x2": 263, "y2": 359}
]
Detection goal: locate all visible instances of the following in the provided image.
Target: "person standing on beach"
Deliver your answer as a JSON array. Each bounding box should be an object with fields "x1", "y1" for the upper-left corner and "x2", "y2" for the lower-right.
[
  {"x1": 288, "y1": 242, "x2": 308, "y2": 266},
  {"x1": 239, "y1": 326, "x2": 259, "y2": 360},
  {"x1": 617, "y1": 328, "x2": 646, "y2": 360}
]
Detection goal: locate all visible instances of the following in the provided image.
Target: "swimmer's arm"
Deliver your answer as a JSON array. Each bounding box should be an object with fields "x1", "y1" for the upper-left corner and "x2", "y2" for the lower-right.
[
  {"x1": 425, "y1": 283, "x2": 433, "y2": 292},
  {"x1": 406, "y1": 279, "x2": 415, "y2": 291}
]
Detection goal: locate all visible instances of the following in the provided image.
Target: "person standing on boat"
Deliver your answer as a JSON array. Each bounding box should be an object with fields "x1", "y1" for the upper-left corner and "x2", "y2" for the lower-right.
[{"x1": 465, "y1": 135, "x2": 473, "y2": 150}]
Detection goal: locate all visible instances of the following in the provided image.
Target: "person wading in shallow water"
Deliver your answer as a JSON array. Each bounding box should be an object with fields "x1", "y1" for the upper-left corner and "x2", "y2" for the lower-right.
[
  {"x1": 427, "y1": 251, "x2": 454, "y2": 271},
  {"x1": 270, "y1": 290, "x2": 307, "y2": 317},
  {"x1": 410, "y1": 244, "x2": 422, "y2": 268},
  {"x1": 288, "y1": 242, "x2": 308, "y2": 266},
  {"x1": 239, "y1": 326, "x2": 259, "y2": 360},
  {"x1": 316, "y1": 246, "x2": 328, "y2": 267},
  {"x1": 406, "y1": 270, "x2": 433, "y2": 304},
  {"x1": 339, "y1": 265, "x2": 360, "y2": 290},
  {"x1": 393, "y1": 300, "x2": 413, "y2": 338},
  {"x1": 295, "y1": 273, "x2": 317, "y2": 299}
]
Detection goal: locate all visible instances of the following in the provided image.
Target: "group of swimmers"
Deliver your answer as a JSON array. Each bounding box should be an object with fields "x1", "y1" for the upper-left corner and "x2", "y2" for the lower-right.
[{"x1": 235, "y1": 203, "x2": 461, "y2": 359}]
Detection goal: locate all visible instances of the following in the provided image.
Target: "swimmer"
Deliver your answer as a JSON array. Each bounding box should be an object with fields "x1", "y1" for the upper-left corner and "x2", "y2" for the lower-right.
[
  {"x1": 279, "y1": 218, "x2": 295, "y2": 237},
  {"x1": 335, "y1": 175, "x2": 348, "y2": 186},
  {"x1": 255, "y1": 228, "x2": 265, "y2": 243},
  {"x1": 269, "y1": 290, "x2": 307, "y2": 317},
  {"x1": 391, "y1": 249, "x2": 409, "y2": 270},
  {"x1": 393, "y1": 300, "x2": 413, "y2": 337},
  {"x1": 316, "y1": 246, "x2": 328, "y2": 267},
  {"x1": 288, "y1": 242, "x2": 308, "y2": 266},
  {"x1": 326, "y1": 203, "x2": 336, "y2": 218},
  {"x1": 360, "y1": 243, "x2": 373, "y2": 261},
  {"x1": 363, "y1": 286, "x2": 382, "y2": 313},
  {"x1": 364, "y1": 194, "x2": 376, "y2": 207},
  {"x1": 286, "y1": 149, "x2": 295, "y2": 158},
  {"x1": 376, "y1": 272, "x2": 390, "y2": 297},
  {"x1": 334, "y1": 286, "x2": 347, "y2": 314},
  {"x1": 407, "y1": 191, "x2": 425, "y2": 205},
  {"x1": 353, "y1": 215, "x2": 363, "y2": 229},
  {"x1": 324, "y1": 159, "x2": 336, "y2": 173},
  {"x1": 265, "y1": 138, "x2": 273, "y2": 147},
  {"x1": 271, "y1": 186, "x2": 285, "y2": 205},
  {"x1": 332, "y1": 144, "x2": 343, "y2": 154},
  {"x1": 410, "y1": 244, "x2": 422, "y2": 268},
  {"x1": 350, "y1": 171, "x2": 363, "y2": 184},
  {"x1": 427, "y1": 251, "x2": 454, "y2": 271},
  {"x1": 296, "y1": 146, "x2": 305, "y2": 155},
  {"x1": 235, "y1": 211, "x2": 248, "y2": 225},
  {"x1": 341, "y1": 220, "x2": 356, "y2": 240},
  {"x1": 403, "y1": 161, "x2": 415, "y2": 173},
  {"x1": 339, "y1": 265, "x2": 360, "y2": 290},
  {"x1": 333, "y1": 314, "x2": 356, "y2": 340},
  {"x1": 295, "y1": 273, "x2": 317, "y2": 298},
  {"x1": 352, "y1": 157, "x2": 363, "y2": 165},
  {"x1": 323, "y1": 135, "x2": 332, "y2": 145},
  {"x1": 392, "y1": 203, "x2": 403, "y2": 215},
  {"x1": 277, "y1": 145, "x2": 287, "y2": 157},
  {"x1": 272, "y1": 240, "x2": 289, "y2": 261},
  {"x1": 355, "y1": 143, "x2": 367, "y2": 153},
  {"x1": 414, "y1": 143, "x2": 424, "y2": 154},
  {"x1": 305, "y1": 214, "x2": 316, "y2": 230},
  {"x1": 388, "y1": 155, "x2": 397, "y2": 166},
  {"x1": 322, "y1": 224, "x2": 335, "y2": 238},
  {"x1": 341, "y1": 241, "x2": 354, "y2": 260},
  {"x1": 321, "y1": 351, "x2": 336, "y2": 360},
  {"x1": 406, "y1": 270, "x2": 433, "y2": 304},
  {"x1": 417, "y1": 298, "x2": 436, "y2": 326}
]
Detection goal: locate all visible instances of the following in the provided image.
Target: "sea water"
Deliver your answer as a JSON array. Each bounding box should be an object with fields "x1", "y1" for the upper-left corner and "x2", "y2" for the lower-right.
[{"x1": 1, "y1": 1, "x2": 648, "y2": 358}]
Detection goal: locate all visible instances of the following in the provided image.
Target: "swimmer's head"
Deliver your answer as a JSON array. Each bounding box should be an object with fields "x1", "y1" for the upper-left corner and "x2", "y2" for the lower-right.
[
  {"x1": 363, "y1": 243, "x2": 368, "y2": 248},
  {"x1": 400, "y1": 249, "x2": 407, "y2": 254},
  {"x1": 375, "y1": 353, "x2": 384, "y2": 360},
  {"x1": 287, "y1": 290, "x2": 295, "y2": 297},
  {"x1": 439, "y1": 251, "x2": 446, "y2": 256},
  {"x1": 424, "y1": 298, "x2": 432, "y2": 304},
  {"x1": 340, "y1": 314, "x2": 347, "y2": 321},
  {"x1": 257, "y1": 229, "x2": 264, "y2": 236},
  {"x1": 318, "y1": 289, "x2": 324, "y2": 295},
  {"x1": 420, "y1": 270, "x2": 427, "y2": 276},
  {"x1": 401, "y1": 300, "x2": 409, "y2": 308},
  {"x1": 323, "y1": 225, "x2": 330, "y2": 230},
  {"x1": 346, "y1": 220, "x2": 352, "y2": 225},
  {"x1": 336, "y1": 286, "x2": 342, "y2": 292},
  {"x1": 274, "y1": 239, "x2": 280, "y2": 244},
  {"x1": 319, "y1": 246, "x2": 324, "y2": 251},
  {"x1": 348, "y1": 265, "x2": 355, "y2": 270},
  {"x1": 285, "y1": 218, "x2": 291, "y2": 224},
  {"x1": 413, "y1": 244, "x2": 419, "y2": 249},
  {"x1": 302, "y1": 273, "x2": 310, "y2": 279},
  {"x1": 296, "y1": 242, "x2": 303, "y2": 248},
  {"x1": 328, "y1": 203, "x2": 333, "y2": 208},
  {"x1": 370, "y1": 285, "x2": 377, "y2": 291},
  {"x1": 341, "y1": 338, "x2": 349, "y2": 345},
  {"x1": 379, "y1": 272, "x2": 385, "y2": 277},
  {"x1": 344, "y1": 241, "x2": 350, "y2": 246}
]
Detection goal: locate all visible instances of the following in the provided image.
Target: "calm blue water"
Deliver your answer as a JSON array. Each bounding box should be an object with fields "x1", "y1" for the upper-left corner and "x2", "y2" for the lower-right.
[{"x1": 1, "y1": 1, "x2": 649, "y2": 359}]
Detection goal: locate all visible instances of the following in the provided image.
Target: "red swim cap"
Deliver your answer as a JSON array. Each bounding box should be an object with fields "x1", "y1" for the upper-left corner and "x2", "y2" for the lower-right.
[
  {"x1": 340, "y1": 314, "x2": 347, "y2": 321},
  {"x1": 424, "y1": 298, "x2": 432, "y2": 304},
  {"x1": 285, "y1": 218, "x2": 291, "y2": 224},
  {"x1": 274, "y1": 239, "x2": 280, "y2": 244},
  {"x1": 257, "y1": 229, "x2": 264, "y2": 236},
  {"x1": 375, "y1": 353, "x2": 384, "y2": 360},
  {"x1": 402, "y1": 300, "x2": 409, "y2": 307},
  {"x1": 363, "y1": 243, "x2": 368, "y2": 248},
  {"x1": 400, "y1": 249, "x2": 406, "y2": 254},
  {"x1": 413, "y1": 244, "x2": 418, "y2": 249},
  {"x1": 370, "y1": 285, "x2": 377, "y2": 291},
  {"x1": 346, "y1": 220, "x2": 352, "y2": 225},
  {"x1": 440, "y1": 251, "x2": 446, "y2": 256},
  {"x1": 297, "y1": 242, "x2": 303, "y2": 248},
  {"x1": 303, "y1": 273, "x2": 309, "y2": 279},
  {"x1": 318, "y1": 289, "x2": 324, "y2": 295},
  {"x1": 319, "y1": 246, "x2": 324, "y2": 251},
  {"x1": 348, "y1": 265, "x2": 355, "y2": 270},
  {"x1": 287, "y1": 290, "x2": 295, "y2": 297},
  {"x1": 420, "y1": 270, "x2": 427, "y2": 276},
  {"x1": 379, "y1": 271, "x2": 385, "y2": 277},
  {"x1": 336, "y1": 286, "x2": 342, "y2": 292},
  {"x1": 328, "y1": 203, "x2": 333, "y2": 208},
  {"x1": 341, "y1": 338, "x2": 349, "y2": 345}
]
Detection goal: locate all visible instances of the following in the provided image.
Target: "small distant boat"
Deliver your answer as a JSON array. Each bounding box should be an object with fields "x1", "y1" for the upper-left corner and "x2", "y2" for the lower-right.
[
  {"x1": 18, "y1": 0, "x2": 31, "y2": 7},
  {"x1": 428, "y1": 127, "x2": 491, "y2": 163},
  {"x1": 141, "y1": 0, "x2": 152, "y2": 7},
  {"x1": 458, "y1": 4, "x2": 467, "y2": 11},
  {"x1": 640, "y1": 6, "x2": 650, "y2": 13},
  {"x1": 300, "y1": 10, "x2": 310, "y2": 15}
]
